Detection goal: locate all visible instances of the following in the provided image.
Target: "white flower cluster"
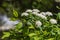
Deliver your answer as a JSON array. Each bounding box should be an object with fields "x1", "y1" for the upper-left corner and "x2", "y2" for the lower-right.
[
  {"x1": 21, "y1": 9, "x2": 48, "y2": 20},
  {"x1": 36, "y1": 11, "x2": 53, "y2": 20},
  {"x1": 36, "y1": 14, "x2": 47, "y2": 20},
  {"x1": 32, "y1": 9, "x2": 40, "y2": 12},
  {"x1": 49, "y1": 19, "x2": 57, "y2": 24},
  {"x1": 32, "y1": 11, "x2": 53, "y2": 20},
  {"x1": 25, "y1": 9, "x2": 40, "y2": 12},
  {"x1": 26, "y1": 9, "x2": 32, "y2": 12},
  {"x1": 35, "y1": 19, "x2": 57, "y2": 27},
  {"x1": 40, "y1": 12, "x2": 53, "y2": 16},
  {"x1": 21, "y1": 9, "x2": 57, "y2": 26},
  {"x1": 32, "y1": 12, "x2": 39, "y2": 15},
  {"x1": 40, "y1": 12, "x2": 46, "y2": 16},
  {"x1": 46, "y1": 12, "x2": 53, "y2": 16},
  {"x1": 35, "y1": 21, "x2": 42, "y2": 27},
  {"x1": 21, "y1": 12, "x2": 29, "y2": 16},
  {"x1": 21, "y1": 9, "x2": 40, "y2": 16}
]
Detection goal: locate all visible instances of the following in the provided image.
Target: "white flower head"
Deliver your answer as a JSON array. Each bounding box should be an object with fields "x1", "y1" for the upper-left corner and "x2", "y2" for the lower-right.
[
  {"x1": 32, "y1": 12, "x2": 39, "y2": 15},
  {"x1": 25, "y1": 9, "x2": 32, "y2": 12},
  {"x1": 35, "y1": 21, "x2": 42, "y2": 27},
  {"x1": 46, "y1": 12, "x2": 53, "y2": 16},
  {"x1": 36, "y1": 14, "x2": 47, "y2": 20},
  {"x1": 32, "y1": 9, "x2": 40, "y2": 12},
  {"x1": 50, "y1": 19, "x2": 57, "y2": 24},
  {"x1": 21, "y1": 12, "x2": 29, "y2": 16},
  {"x1": 40, "y1": 12, "x2": 46, "y2": 16}
]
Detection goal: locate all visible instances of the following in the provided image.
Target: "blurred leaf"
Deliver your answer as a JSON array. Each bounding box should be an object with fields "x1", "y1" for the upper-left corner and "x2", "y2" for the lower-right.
[
  {"x1": 36, "y1": 0, "x2": 41, "y2": 2},
  {"x1": 10, "y1": 17, "x2": 16, "y2": 21},
  {"x1": 16, "y1": 22, "x2": 23, "y2": 29},
  {"x1": 47, "y1": 38, "x2": 54, "y2": 40},
  {"x1": 28, "y1": 33, "x2": 37, "y2": 37},
  {"x1": 11, "y1": 39, "x2": 16, "y2": 40},
  {"x1": 1, "y1": 32, "x2": 10, "y2": 39},
  {"x1": 57, "y1": 12, "x2": 60, "y2": 20},
  {"x1": 29, "y1": 24, "x2": 34, "y2": 29},
  {"x1": 13, "y1": 9, "x2": 18, "y2": 17},
  {"x1": 43, "y1": 31, "x2": 48, "y2": 35},
  {"x1": 33, "y1": 36, "x2": 39, "y2": 40},
  {"x1": 15, "y1": 22, "x2": 23, "y2": 32},
  {"x1": 56, "y1": 6, "x2": 60, "y2": 9},
  {"x1": 2, "y1": 2, "x2": 8, "y2": 7}
]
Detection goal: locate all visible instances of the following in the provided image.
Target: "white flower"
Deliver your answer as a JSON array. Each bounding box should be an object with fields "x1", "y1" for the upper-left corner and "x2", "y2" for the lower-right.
[
  {"x1": 46, "y1": 12, "x2": 53, "y2": 16},
  {"x1": 40, "y1": 12, "x2": 46, "y2": 16},
  {"x1": 25, "y1": 9, "x2": 32, "y2": 12},
  {"x1": 36, "y1": 14, "x2": 47, "y2": 20},
  {"x1": 21, "y1": 12, "x2": 29, "y2": 16},
  {"x1": 35, "y1": 21, "x2": 42, "y2": 27},
  {"x1": 32, "y1": 12, "x2": 39, "y2": 15},
  {"x1": 32, "y1": 9, "x2": 40, "y2": 12},
  {"x1": 49, "y1": 19, "x2": 57, "y2": 24}
]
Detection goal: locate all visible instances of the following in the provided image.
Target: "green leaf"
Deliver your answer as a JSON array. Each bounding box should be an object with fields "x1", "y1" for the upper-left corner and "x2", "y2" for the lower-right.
[
  {"x1": 2, "y1": 2, "x2": 8, "y2": 7},
  {"x1": 1, "y1": 32, "x2": 10, "y2": 39},
  {"x1": 10, "y1": 17, "x2": 16, "y2": 21},
  {"x1": 43, "y1": 31, "x2": 48, "y2": 35},
  {"x1": 28, "y1": 33, "x2": 37, "y2": 37},
  {"x1": 15, "y1": 22, "x2": 23, "y2": 31},
  {"x1": 16, "y1": 22, "x2": 22, "y2": 29},
  {"x1": 47, "y1": 38, "x2": 54, "y2": 40},
  {"x1": 11, "y1": 39, "x2": 16, "y2": 40},
  {"x1": 29, "y1": 25, "x2": 34, "y2": 29},
  {"x1": 57, "y1": 13, "x2": 60, "y2": 20},
  {"x1": 13, "y1": 9, "x2": 18, "y2": 17},
  {"x1": 56, "y1": 6, "x2": 60, "y2": 9},
  {"x1": 33, "y1": 36, "x2": 39, "y2": 40}
]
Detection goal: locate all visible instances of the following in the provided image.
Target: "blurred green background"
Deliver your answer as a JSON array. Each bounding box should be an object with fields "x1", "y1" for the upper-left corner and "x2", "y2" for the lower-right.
[{"x1": 0, "y1": 0, "x2": 60, "y2": 13}]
